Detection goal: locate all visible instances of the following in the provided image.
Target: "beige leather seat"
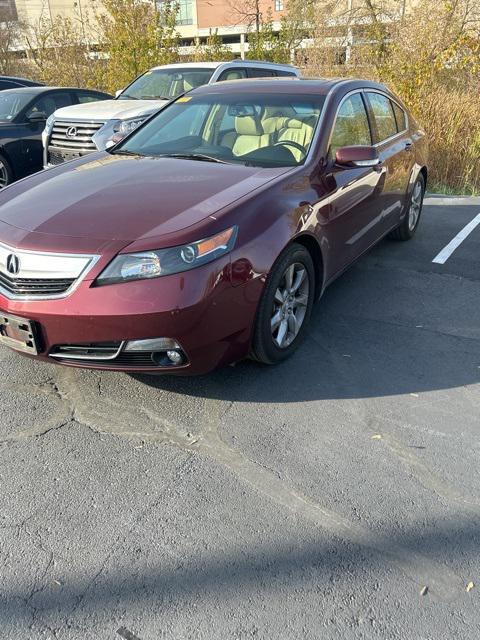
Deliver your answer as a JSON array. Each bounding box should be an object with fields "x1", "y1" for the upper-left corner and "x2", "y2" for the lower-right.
[
  {"x1": 227, "y1": 116, "x2": 270, "y2": 157},
  {"x1": 183, "y1": 75, "x2": 205, "y2": 92},
  {"x1": 277, "y1": 117, "x2": 316, "y2": 161},
  {"x1": 261, "y1": 106, "x2": 297, "y2": 137},
  {"x1": 220, "y1": 70, "x2": 245, "y2": 81}
]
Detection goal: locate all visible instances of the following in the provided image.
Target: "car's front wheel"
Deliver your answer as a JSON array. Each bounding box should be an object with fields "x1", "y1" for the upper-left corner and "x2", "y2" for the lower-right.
[
  {"x1": 251, "y1": 243, "x2": 315, "y2": 365},
  {"x1": 0, "y1": 154, "x2": 12, "y2": 189},
  {"x1": 389, "y1": 173, "x2": 425, "y2": 241}
]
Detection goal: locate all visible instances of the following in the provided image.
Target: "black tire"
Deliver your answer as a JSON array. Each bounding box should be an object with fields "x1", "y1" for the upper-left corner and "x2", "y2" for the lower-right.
[
  {"x1": 389, "y1": 174, "x2": 425, "y2": 241},
  {"x1": 0, "y1": 153, "x2": 13, "y2": 189},
  {"x1": 251, "y1": 243, "x2": 315, "y2": 365}
]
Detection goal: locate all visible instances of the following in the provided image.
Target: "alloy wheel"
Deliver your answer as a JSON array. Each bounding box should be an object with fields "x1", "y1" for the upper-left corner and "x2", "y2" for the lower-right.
[
  {"x1": 408, "y1": 180, "x2": 423, "y2": 231},
  {"x1": 270, "y1": 262, "x2": 310, "y2": 349},
  {"x1": 0, "y1": 160, "x2": 8, "y2": 189}
]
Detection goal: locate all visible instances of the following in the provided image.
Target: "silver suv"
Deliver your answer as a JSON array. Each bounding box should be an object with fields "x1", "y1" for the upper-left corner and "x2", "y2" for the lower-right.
[{"x1": 43, "y1": 60, "x2": 300, "y2": 167}]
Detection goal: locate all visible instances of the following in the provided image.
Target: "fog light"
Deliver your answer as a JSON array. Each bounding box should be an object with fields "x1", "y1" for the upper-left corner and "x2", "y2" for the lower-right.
[{"x1": 166, "y1": 350, "x2": 183, "y2": 365}]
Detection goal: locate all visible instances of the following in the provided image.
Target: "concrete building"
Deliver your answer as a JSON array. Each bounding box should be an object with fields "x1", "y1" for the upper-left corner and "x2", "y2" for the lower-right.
[{"x1": 157, "y1": 0, "x2": 287, "y2": 57}]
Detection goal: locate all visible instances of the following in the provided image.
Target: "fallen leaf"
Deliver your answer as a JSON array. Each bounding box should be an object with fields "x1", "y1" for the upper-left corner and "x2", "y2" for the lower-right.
[
  {"x1": 410, "y1": 393, "x2": 419, "y2": 398},
  {"x1": 466, "y1": 581, "x2": 475, "y2": 592},
  {"x1": 371, "y1": 434, "x2": 382, "y2": 440},
  {"x1": 420, "y1": 585, "x2": 428, "y2": 596}
]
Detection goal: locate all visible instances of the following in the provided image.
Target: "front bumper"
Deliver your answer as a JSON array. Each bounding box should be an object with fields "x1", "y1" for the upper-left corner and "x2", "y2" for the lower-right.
[{"x1": 0, "y1": 263, "x2": 262, "y2": 375}]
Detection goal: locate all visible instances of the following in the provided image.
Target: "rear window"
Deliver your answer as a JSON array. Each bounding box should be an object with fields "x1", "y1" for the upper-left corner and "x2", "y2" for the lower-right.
[
  {"x1": 366, "y1": 92, "x2": 397, "y2": 142},
  {"x1": 392, "y1": 101, "x2": 407, "y2": 132}
]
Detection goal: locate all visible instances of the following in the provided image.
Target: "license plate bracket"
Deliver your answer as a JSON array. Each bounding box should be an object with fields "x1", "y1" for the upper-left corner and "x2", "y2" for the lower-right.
[{"x1": 0, "y1": 313, "x2": 39, "y2": 355}]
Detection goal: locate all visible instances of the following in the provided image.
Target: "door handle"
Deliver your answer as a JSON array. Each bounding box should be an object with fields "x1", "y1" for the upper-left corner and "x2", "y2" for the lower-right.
[{"x1": 405, "y1": 141, "x2": 413, "y2": 151}]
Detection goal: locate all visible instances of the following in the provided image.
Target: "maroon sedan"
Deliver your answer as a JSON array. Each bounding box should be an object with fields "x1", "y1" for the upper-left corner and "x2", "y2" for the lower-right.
[{"x1": 0, "y1": 79, "x2": 427, "y2": 375}]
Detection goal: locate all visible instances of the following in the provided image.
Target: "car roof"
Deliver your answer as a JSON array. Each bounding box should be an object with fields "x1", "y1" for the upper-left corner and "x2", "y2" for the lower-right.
[
  {"x1": 0, "y1": 86, "x2": 108, "y2": 95},
  {"x1": 150, "y1": 60, "x2": 297, "y2": 71},
  {"x1": 0, "y1": 75, "x2": 44, "y2": 86},
  {"x1": 188, "y1": 77, "x2": 390, "y2": 97}
]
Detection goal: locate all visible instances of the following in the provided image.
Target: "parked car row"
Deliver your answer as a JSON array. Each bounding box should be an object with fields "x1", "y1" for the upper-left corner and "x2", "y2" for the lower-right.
[
  {"x1": 0, "y1": 61, "x2": 299, "y2": 188},
  {"x1": 0, "y1": 69, "x2": 427, "y2": 376}
]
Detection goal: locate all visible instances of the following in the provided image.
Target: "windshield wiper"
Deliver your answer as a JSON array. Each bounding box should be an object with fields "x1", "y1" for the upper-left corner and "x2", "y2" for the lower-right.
[
  {"x1": 111, "y1": 149, "x2": 144, "y2": 157},
  {"x1": 160, "y1": 153, "x2": 229, "y2": 164},
  {"x1": 139, "y1": 95, "x2": 170, "y2": 100},
  {"x1": 117, "y1": 94, "x2": 139, "y2": 100}
]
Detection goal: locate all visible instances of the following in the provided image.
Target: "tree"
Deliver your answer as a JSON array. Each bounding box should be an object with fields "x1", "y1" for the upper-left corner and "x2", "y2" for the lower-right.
[
  {"x1": 0, "y1": 5, "x2": 23, "y2": 75},
  {"x1": 228, "y1": 0, "x2": 262, "y2": 34},
  {"x1": 195, "y1": 29, "x2": 235, "y2": 62},
  {"x1": 97, "y1": 0, "x2": 179, "y2": 93},
  {"x1": 23, "y1": 9, "x2": 99, "y2": 88}
]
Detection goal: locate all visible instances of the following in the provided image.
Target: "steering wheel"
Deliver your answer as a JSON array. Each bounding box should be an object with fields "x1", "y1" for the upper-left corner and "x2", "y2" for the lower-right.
[{"x1": 273, "y1": 140, "x2": 307, "y2": 157}]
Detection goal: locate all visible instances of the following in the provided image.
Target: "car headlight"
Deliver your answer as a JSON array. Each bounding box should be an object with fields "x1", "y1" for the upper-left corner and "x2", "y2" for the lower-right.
[
  {"x1": 114, "y1": 117, "x2": 147, "y2": 136},
  {"x1": 96, "y1": 226, "x2": 237, "y2": 285},
  {"x1": 45, "y1": 114, "x2": 55, "y2": 135}
]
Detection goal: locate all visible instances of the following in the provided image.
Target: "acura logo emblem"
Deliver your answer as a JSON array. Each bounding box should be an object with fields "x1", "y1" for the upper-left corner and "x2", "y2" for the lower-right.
[
  {"x1": 6, "y1": 254, "x2": 20, "y2": 276},
  {"x1": 66, "y1": 126, "x2": 78, "y2": 138}
]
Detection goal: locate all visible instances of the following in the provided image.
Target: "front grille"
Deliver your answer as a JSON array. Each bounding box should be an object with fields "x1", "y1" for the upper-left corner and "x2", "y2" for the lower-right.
[
  {"x1": 48, "y1": 149, "x2": 68, "y2": 166},
  {"x1": 0, "y1": 273, "x2": 74, "y2": 296},
  {"x1": 49, "y1": 344, "x2": 187, "y2": 369},
  {"x1": 49, "y1": 120, "x2": 104, "y2": 151},
  {"x1": 50, "y1": 342, "x2": 123, "y2": 361}
]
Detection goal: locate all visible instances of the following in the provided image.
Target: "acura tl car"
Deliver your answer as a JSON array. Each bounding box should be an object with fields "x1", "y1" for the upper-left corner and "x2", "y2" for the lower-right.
[{"x1": 0, "y1": 79, "x2": 427, "y2": 375}]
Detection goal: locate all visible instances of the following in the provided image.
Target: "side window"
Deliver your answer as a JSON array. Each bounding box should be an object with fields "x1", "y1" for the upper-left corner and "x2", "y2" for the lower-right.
[
  {"x1": 28, "y1": 92, "x2": 73, "y2": 118},
  {"x1": 0, "y1": 80, "x2": 21, "y2": 90},
  {"x1": 329, "y1": 93, "x2": 371, "y2": 158},
  {"x1": 391, "y1": 101, "x2": 407, "y2": 132},
  {"x1": 247, "y1": 68, "x2": 275, "y2": 78},
  {"x1": 275, "y1": 70, "x2": 297, "y2": 77},
  {"x1": 77, "y1": 92, "x2": 103, "y2": 104},
  {"x1": 217, "y1": 68, "x2": 247, "y2": 81},
  {"x1": 366, "y1": 92, "x2": 397, "y2": 142}
]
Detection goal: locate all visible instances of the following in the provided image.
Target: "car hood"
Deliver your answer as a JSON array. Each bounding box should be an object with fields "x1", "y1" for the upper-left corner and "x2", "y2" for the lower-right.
[
  {"x1": 53, "y1": 99, "x2": 168, "y2": 122},
  {"x1": 0, "y1": 153, "x2": 290, "y2": 253}
]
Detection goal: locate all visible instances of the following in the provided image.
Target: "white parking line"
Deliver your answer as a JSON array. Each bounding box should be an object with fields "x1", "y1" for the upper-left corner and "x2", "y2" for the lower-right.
[{"x1": 432, "y1": 212, "x2": 480, "y2": 264}]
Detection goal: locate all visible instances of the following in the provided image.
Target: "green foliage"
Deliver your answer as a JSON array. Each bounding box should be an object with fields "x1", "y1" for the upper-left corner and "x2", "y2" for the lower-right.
[
  {"x1": 195, "y1": 29, "x2": 235, "y2": 62},
  {"x1": 98, "y1": 0, "x2": 179, "y2": 93}
]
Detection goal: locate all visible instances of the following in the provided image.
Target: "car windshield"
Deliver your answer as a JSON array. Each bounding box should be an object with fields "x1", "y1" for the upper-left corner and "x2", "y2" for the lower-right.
[
  {"x1": 0, "y1": 91, "x2": 34, "y2": 122},
  {"x1": 119, "y1": 68, "x2": 215, "y2": 101},
  {"x1": 115, "y1": 93, "x2": 325, "y2": 168}
]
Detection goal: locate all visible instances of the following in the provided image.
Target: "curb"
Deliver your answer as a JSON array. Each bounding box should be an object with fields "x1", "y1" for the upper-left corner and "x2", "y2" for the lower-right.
[{"x1": 424, "y1": 195, "x2": 480, "y2": 206}]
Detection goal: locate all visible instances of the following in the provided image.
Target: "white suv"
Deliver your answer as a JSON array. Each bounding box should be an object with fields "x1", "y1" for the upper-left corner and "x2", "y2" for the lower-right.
[{"x1": 43, "y1": 60, "x2": 300, "y2": 167}]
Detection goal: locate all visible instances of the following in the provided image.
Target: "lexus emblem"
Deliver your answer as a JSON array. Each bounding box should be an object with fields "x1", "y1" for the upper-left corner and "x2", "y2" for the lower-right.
[
  {"x1": 6, "y1": 254, "x2": 20, "y2": 276},
  {"x1": 66, "y1": 126, "x2": 78, "y2": 138}
]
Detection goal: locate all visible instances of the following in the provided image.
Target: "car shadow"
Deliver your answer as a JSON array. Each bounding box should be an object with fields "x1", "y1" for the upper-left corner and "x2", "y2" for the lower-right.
[
  {"x1": 1, "y1": 515, "x2": 479, "y2": 626},
  {"x1": 133, "y1": 243, "x2": 480, "y2": 403}
]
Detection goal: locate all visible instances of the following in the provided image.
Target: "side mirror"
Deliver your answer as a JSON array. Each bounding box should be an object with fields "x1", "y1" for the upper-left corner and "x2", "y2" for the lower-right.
[
  {"x1": 115, "y1": 89, "x2": 124, "y2": 98},
  {"x1": 27, "y1": 110, "x2": 47, "y2": 123},
  {"x1": 335, "y1": 145, "x2": 380, "y2": 168}
]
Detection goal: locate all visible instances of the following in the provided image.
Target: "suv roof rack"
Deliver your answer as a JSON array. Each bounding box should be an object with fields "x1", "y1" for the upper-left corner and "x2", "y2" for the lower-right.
[{"x1": 232, "y1": 59, "x2": 295, "y2": 68}]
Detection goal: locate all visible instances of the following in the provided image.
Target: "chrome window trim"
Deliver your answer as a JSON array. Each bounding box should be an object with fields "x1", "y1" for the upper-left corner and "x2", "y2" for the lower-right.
[{"x1": 0, "y1": 242, "x2": 100, "y2": 301}]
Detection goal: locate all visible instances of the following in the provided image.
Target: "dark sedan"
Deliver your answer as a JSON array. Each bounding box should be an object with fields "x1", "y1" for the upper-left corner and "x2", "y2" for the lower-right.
[
  {"x1": 0, "y1": 78, "x2": 427, "y2": 374},
  {"x1": 0, "y1": 76, "x2": 44, "y2": 91},
  {"x1": 0, "y1": 86, "x2": 112, "y2": 187}
]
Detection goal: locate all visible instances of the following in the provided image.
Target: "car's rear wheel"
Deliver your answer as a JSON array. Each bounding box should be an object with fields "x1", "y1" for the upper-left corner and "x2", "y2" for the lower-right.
[
  {"x1": 0, "y1": 154, "x2": 12, "y2": 189},
  {"x1": 389, "y1": 174, "x2": 425, "y2": 241},
  {"x1": 251, "y1": 243, "x2": 315, "y2": 365}
]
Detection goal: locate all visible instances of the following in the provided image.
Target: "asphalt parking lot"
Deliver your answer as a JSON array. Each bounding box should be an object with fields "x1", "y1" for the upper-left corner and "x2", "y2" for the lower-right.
[{"x1": 1, "y1": 196, "x2": 479, "y2": 640}]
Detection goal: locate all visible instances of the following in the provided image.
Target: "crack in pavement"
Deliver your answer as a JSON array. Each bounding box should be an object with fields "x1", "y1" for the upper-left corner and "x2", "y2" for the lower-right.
[{"x1": 26, "y1": 366, "x2": 467, "y2": 603}]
